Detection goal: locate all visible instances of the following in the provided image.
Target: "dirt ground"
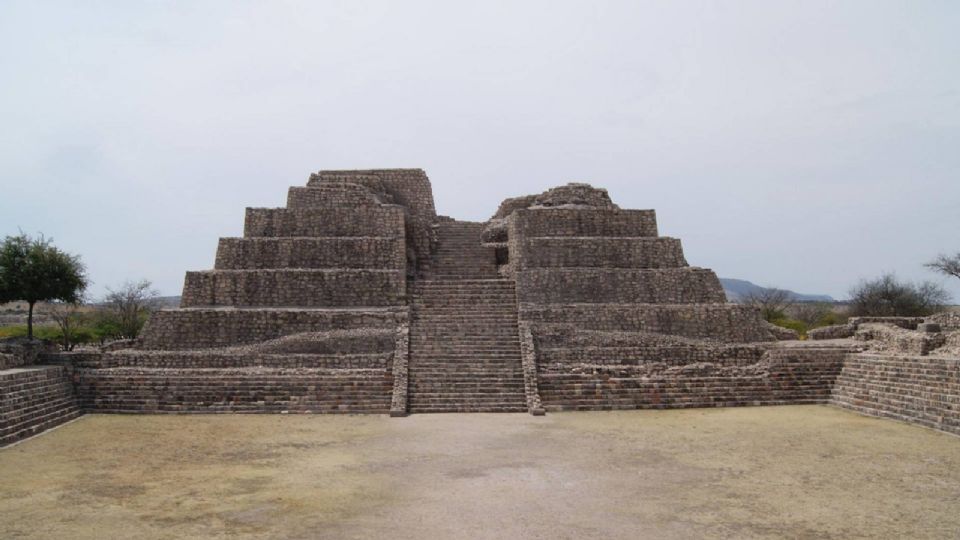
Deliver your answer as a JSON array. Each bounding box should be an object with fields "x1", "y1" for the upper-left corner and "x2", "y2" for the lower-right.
[{"x1": 1, "y1": 406, "x2": 959, "y2": 539}]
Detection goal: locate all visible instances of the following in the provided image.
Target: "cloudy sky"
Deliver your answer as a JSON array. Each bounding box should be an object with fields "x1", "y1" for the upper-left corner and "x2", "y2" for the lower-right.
[{"x1": 1, "y1": 1, "x2": 958, "y2": 301}]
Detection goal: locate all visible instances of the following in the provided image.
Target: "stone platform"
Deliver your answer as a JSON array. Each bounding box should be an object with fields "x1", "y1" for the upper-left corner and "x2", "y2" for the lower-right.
[{"x1": 2, "y1": 170, "x2": 959, "y2": 447}]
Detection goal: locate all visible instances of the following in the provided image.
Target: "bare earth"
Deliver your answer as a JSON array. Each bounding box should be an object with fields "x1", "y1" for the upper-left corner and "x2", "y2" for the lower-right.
[{"x1": 1, "y1": 406, "x2": 959, "y2": 539}]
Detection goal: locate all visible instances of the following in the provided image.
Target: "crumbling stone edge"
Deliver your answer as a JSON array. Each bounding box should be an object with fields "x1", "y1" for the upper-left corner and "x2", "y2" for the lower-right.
[
  {"x1": 518, "y1": 321, "x2": 546, "y2": 416},
  {"x1": 389, "y1": 322, "x2": 410, "y2": 417}
]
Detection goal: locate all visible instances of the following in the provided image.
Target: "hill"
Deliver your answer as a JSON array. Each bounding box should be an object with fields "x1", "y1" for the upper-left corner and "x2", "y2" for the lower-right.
[{"x1": 720, "y1": 278, "x2": 834, "y2": 303}]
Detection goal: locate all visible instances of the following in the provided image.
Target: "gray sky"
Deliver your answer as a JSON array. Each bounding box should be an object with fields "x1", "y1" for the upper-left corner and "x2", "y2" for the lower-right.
[{"x1": 2, "y1": 1, "x2": 958, "y2": 301}]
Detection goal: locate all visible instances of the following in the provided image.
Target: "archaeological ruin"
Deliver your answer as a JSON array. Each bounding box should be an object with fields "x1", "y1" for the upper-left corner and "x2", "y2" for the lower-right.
[{"x1": 2, "y1": 168, "x2": 959, "y2": 446}]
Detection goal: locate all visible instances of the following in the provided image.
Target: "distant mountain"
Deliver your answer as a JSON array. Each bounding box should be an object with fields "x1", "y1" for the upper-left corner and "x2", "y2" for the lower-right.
[{"x1": 719, "y1": 278, "x2": 834, "y2": 303}]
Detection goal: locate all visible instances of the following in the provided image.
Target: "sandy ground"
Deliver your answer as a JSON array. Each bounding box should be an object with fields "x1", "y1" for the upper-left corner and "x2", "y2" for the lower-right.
[{"x1": 1, "y1": 406, "x2": 959, "y2": 540}]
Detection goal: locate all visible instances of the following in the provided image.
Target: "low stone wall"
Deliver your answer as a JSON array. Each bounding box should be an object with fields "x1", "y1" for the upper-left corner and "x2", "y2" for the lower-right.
[
  {"x1": 831, "y1": 353, "x2": 960, "y2": 435},
  {"x1": 855, "y1": 323, "x2": 946, "y2": 356},
  {"x1": 142, "y1": 308, "x2": 406, "y2": 350},
  {"x1": 244, "y1": 207, "x2": 405, "y2": 238},
  {"x1": 808, "y1": 324, "x2": 856, "y2": 340},
  {"x1": 520, "y1": 304, "x2": 774, "y2": 343},
  {"x1": 181, "y1": 269, "x2": 406, "y2": 307},
  {"x1": 75, "y1": 367, "x2": 393, "y2": 414},
  {"x1": 849, "y1": 317, "x2": 926, "y2": 330},
  {"x1": 516, "y1": 268, "x2": 726, "y2": 304},
  {"x1": 215, "y1": 237, "x2": 405, "y2": 271},
  {"x1": 928, "y1": 312, "x2": 960, "y2": 331},
  {"x1": 537, "y1": 348, "x2": 849, "y2": 411},
  {"x1": 0, "y1": 340, "x2": 57, "y2": 369},
  {"x1": 517, "y1": 237, "x2": 687, "y2": 269},
  {"x1": 0, "y1": 365, "x2": 80, "y2": 447}
]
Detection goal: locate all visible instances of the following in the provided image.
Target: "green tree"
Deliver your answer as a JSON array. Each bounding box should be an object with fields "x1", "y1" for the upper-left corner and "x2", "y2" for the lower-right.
[{"x1": 0, "y1": 233, "x2": 88, "y2": 339}]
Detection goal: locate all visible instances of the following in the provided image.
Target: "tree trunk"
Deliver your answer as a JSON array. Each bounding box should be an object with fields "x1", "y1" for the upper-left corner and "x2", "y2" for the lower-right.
[{"x1": 27, "y1": 301, "x2": 35, "y2": 340}]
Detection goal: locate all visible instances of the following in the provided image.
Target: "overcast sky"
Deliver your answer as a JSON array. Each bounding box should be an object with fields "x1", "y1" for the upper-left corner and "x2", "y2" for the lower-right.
[{"x1": 1, "y1": 1, "x2": 958, "y2": 301}]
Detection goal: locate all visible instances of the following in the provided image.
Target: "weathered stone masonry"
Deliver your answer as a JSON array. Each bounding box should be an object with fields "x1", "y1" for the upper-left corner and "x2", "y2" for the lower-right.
[{"x1": 3, "y1": 170, "x2": 960, "y2": 447}]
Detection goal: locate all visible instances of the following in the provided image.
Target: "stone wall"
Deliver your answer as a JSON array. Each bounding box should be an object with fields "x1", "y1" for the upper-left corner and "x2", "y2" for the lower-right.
[
  {"x1": 215, "y1": 237, "x2": 405, "y2": 270},
  {"x1": 831, "y1": 353, "x2": 960, "y2": 435},
  {"x1": 244, "y1": 207, "x2": 405, "y2": 237},
  {"x1": 516, "y1": 268, "x2": 726, "y2": 304},
  {"x1": 510, "y1": 208, "x2": 658, "y2": 238},
  {"x1": 516, "y1": 237, "x2": 687, "y2": 269},
  {"x1": 532, "y1": 326, "x2": 767, "y2": 366},
  {"x1": 520, "y1": 304, "x2": 774, "y2": 343},
  {"x1": 0, "y1": 339, "x2": 57, "y2": 369},
  {"x1": 309, "y1": 169, "x2": 437, "y2": 269},
  {"x1": 141, "y1": 308, "x2": 406, "y2": 350},
  {"x1": 0, "y1": 365, "x2": 80, "y2": 447},
  {"x1": 537, "y1": 347, "x2": 850, "y2": 411},
  {"x1": 854, "y1": 323, "x2": 947, "y2": 356},
  {"x1": 181, "y1": 269, "x2": 405, "y2": 307},
  {"x1": 310, "y1": 169, "x2": 437, "y2": 221},
  {"x1": 75, "y1": 367, "x2": 393, "y2": 414},
  {"x1": 286, "y1": 185, "x2": 383, "y2": 209}
]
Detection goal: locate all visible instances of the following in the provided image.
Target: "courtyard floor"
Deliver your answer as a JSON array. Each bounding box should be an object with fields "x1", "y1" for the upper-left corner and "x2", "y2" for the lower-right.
[{"x1": 1, "y1": 405, "x2": 959, "y2": 539}]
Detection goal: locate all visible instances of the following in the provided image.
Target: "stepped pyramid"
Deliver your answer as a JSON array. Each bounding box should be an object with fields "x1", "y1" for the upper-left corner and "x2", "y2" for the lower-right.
[{"x1": 75, "y1": 170, "x2": 824, "y2": 416}]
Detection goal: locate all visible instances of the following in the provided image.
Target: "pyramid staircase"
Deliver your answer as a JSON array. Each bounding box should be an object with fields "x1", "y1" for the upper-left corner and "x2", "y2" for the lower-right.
[{"x1": 407, "y1": 222, "x2": 527, "y2": 413}]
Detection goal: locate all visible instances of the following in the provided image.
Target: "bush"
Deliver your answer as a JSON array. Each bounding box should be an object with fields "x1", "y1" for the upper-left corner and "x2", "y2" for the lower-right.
[
  {"x1": 815, "y1": 311, "x2": 848, "y2": 327},
  {"x1": 848, "y1": 273, "x2": 951, "y2": 317},
  {"x1": 770, "y1": 317, "x2": 809, "y2": 337}
]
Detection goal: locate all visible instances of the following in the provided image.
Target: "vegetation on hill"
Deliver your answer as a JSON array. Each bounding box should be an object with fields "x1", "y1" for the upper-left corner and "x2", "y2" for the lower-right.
[{"x1": 0, "y1": 278, "x2": 162, "y2": 350}]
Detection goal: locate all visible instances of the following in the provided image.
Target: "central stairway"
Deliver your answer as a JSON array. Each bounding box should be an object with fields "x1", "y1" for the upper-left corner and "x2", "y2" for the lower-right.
[{"x1": 407, "y1": 221, "x2": 527, "y2": 413}]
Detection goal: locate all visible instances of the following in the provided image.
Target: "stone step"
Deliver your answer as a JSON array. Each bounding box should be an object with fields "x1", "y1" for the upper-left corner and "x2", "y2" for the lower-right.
[
  {"x1": 409, "y1": 384, "x2": 525, "y2": 392},
  {"x1": 409, "y1": 350, "x2": 521, "y2": 356},
  {"x1": 409, "y1": 408, "x2": 527, "y2": 413},
  {"x1": 409, "y1": 371, "x2": 523, "y2": 377},
  {"x1": 408, "y1": 397, "x2": 526, "y2": 406},
  {"x1": 409, "y1": 365, "x2": 523, "y2": 372}
]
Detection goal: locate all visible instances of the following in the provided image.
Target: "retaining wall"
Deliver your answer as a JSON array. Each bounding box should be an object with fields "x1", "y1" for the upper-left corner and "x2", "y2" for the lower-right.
[
  {"x1": 180, "y1": 269, "x2": 405, "y2": 307},
  {"x1": 215, "y1": 237, "x2": 405, "y2": 270},
  {"x1": 0, "y1": 366, "x2": 80, "y2": 446},
  {"x1": 831, "y1": 353, "x2": 960, "y2": 435}
]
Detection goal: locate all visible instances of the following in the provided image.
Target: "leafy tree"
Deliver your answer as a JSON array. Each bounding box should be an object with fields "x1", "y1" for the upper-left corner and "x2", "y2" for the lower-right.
[
  {"x1": 848, "y1": 273, "x2": 950, "y2": 317},
  {"x1": 926, "y1": 252, "x2": 960, "y2": 282},
  {"x1": 103, "y1": 279, "x2": 160, "y2": 339},
  {"x1": 0, "y1": 233, "x2": 87, "y2": 339}
]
